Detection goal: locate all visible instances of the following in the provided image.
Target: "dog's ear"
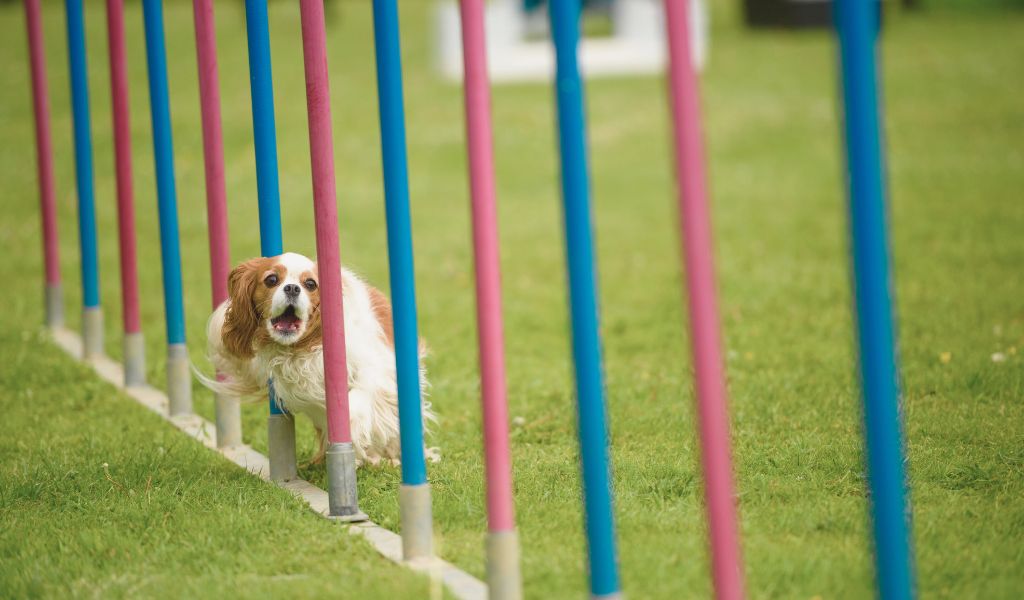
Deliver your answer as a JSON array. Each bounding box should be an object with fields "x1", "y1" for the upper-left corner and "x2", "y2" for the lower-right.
[
  {"x1": 367, "y1": 284, "x2": 395, "y2": 347},
  {"x1": 222, "y1": 258, "x2": 267, "y2": 359}
]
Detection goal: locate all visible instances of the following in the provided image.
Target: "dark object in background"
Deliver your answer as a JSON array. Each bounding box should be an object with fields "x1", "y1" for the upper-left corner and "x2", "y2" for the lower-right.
[
  {"x1": 744, "y1": 0, "x2": 886, "y2": 29},
  {"x1": 523, "y1": 0, "x2": 614, "y2": 11},
  {"x1": 743, "y1": 0, "x2": 833, "y2": 28}
]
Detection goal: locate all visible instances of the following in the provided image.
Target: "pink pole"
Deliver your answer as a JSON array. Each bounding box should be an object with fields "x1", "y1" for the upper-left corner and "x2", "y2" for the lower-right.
[
  {"x1": 458, "y1": 0, "x2": 515, "y2": 535},
  {"x1": 664, "y1": 1, "x2": 745, "y2": 598},
  {"x1": 459, "y1": 3, "x2": 521, "y2": 593},
  {"x1": 299, "y1": 0, "x2": 350, "y2": 446},
  {"x1": 105, "y1": 0, "x2": 142, "y2": 335},
  {"x1": 25, "y1": 0, "x2": 61, "y2": 290},
  {"x1": 193, "y1": 0, "x2": 241, "y2": 446},
  {"x1": 192, "y1": 0, "x2": 230, "y2": 307}
]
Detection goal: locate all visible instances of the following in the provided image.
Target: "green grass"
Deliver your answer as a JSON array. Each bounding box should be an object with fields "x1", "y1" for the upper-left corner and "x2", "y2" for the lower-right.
[
  {"x1": 0, "y1": 330, "x2": 444, "y2": 598},
  {"x1": 2, "y1": 1, "x2": 1023, "y2": 598}
]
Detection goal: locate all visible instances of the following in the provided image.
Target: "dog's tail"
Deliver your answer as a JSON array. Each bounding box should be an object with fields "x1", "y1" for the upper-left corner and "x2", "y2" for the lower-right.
[
  {"x1": 191, "y1": 302, "x2": 267, "y2": 403},
  {"x1": 190, "y1": 361, "x2": 265, "y2": 402}
]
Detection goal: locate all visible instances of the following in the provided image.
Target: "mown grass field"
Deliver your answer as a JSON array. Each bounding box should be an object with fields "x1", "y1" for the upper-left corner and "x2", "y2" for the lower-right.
[{"x1": 2, "y1": 1, "x2": 1022, "y2": 598}]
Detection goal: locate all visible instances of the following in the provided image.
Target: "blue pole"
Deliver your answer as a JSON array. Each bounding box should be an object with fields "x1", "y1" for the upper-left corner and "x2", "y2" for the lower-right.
[
  {"x1": 243, "y1": 0, "x2": 285, "y2": 419},
  {"x1": 141, "y1": 0, "x2": 185, "y2": 347},
  {"x1": 834, "y1": 2, "x2": 915, "y2": 599},
  {"x1": 244, "y1": 0, "x2": 283, "y2": 260},
  {"x1": 370, "y1": 0, "x2": 427, "y2": 487},
  {"x1": 242, "y1": 0, "x2": 293, "y2": 481},
  {"x1": 64, "y1": 0, "x2": 99, "y2": 310},
  {"x1": 548, "y1": 1, "x2": 620, "y2": 596},
  {"x1": 141, "y1": 0, "x2": 192, "y2": 416}
]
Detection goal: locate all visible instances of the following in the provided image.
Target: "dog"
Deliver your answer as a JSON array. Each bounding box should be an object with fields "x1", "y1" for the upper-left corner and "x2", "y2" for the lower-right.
[{"x1": 202, "y1": 252, "x2": 434, "y2": 466}]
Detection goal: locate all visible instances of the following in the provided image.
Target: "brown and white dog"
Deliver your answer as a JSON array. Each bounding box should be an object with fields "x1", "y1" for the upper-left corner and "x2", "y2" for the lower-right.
[{"x1": 202, "y1": 252, "x2": 433, "y2": 466}]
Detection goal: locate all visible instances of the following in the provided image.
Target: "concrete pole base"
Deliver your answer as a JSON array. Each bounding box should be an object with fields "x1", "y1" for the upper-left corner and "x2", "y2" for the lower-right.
[
  {"x1": 167, "y1": 343, "x2": 192, "y2": 416},
  {"x1": 487, "y1": 529, "x2": 523, "y2": 600},
  {"x1": 326, "y1": 442, "x2": 368, "y2": 522},
  {"x1": 123, "y1": 331, "x2": 146, "y2": 387},
  {"x1": 214, "y1": 392, "x2": 243, "y2": 448},
  {"x1": 82, "y1": 306, "x2": 104, "y2": 360},
  {"x1": 399, "y1": 482, "x2": 434, "y2": 561},
  {"x1": 268, "y1": 412, "x2": 298, "y2": 482},
  {"x1": 45, "y1": 283, "x2": 64, "y2": 329}
]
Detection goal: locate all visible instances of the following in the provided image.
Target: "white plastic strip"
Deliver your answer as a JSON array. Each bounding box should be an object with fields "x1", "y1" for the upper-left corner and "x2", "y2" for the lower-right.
[{"x1": 48, "y1": 327, "x2": 486, "y2": 600}]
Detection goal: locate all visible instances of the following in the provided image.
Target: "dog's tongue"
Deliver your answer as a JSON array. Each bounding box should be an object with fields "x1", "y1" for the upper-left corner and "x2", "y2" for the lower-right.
[
  {"x1": 273, "y1": 314, "x2": 301, "y2": 332},
  {"x1": 272, "y1": 307, "x2": 302, "y2": 332}
]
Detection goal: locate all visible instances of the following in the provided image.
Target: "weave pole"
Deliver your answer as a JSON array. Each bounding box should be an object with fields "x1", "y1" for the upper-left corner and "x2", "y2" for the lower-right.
[
  {"x1": 24, "y1": 0, "x2": 63, "y2": 329},
  {"x1": 547, "y1": 1, "x2": 621, "y2": 597},
  {"x1": 370, "y1": 0, "x2": 434, "y2": 560},
  {"x1": 663, "y1": 2, "x2": 745, "y2": 598},
  {"x1": 457, "y1": 0, "x2": 521, "y2": 596},
  {"x1": 105, "y1": 0, "x2": 146, "y2": 387},
  {"x1": 192, "y1": 0, "x2": 241, "y2": 448},
  {"x1": 64, "y1": 0, "x2": 103, "y2": 359},
  {"x1": 141, "y1": 0, "x2": 191, "y2": 416},
  {"x1": 834, "y1": 2, "x2": 915, "y2": 598},
  {"x1": 298, "y1": 0, "x2": 366, "y2": 521},
  {"x1": 243, "y1": 0, "x2": 295, "y2": 482}
]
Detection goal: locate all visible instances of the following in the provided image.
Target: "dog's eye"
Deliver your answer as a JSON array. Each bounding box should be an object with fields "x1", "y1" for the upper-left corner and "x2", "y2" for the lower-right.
[
  {"x1": 304, "y1": 279, "x2": 318, "y2": 291},
  {"x1": 264, "y1": 273, "x2": 279, "y2": 287}
]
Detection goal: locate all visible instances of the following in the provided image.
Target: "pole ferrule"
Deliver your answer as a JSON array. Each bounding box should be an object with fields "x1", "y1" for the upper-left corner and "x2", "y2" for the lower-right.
[
  {"x1": 326, "y1": 442, "x2": 368, "y2": 522},
  {"x1": 215, "y1": 392, "x2": 242, "y2": 448},
  {"x1": 399, "y1": 482, "x2": 434, "y2": 561},
  {"x1": 82, "y1": 306, "x2": 104, "y2": 360},
  {"x1": 268, "y1": 411, "x2": 297, "y2": 482},
  {"x1": 45, "y1": 283, "x2": 64, "y2": 329},
  {"x1": 123, "y1": 331, "x2": 146, "y2": 387},
  {"x1": 487, "y1": 529, "x2": 523, "y2": 600},
  {"x1": 167, "y1": 343, "x2": 192, "y2": 416}
]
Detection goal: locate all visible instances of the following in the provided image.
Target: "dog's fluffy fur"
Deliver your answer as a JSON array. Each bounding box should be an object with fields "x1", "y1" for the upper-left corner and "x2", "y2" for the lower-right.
[{"x1": 201, "y1": 252, "x2": 433, "y2": 466}]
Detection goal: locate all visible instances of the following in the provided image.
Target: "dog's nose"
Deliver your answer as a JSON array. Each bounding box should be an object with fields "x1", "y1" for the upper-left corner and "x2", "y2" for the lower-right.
[{"x1": 283, "y1": 283, "x2": 301, "y2": 298}]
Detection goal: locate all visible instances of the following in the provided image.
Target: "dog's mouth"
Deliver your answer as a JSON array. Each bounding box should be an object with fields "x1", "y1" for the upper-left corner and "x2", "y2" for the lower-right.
[{"x1": 270, "y1": 305, "x2": 303, "y2": 333}]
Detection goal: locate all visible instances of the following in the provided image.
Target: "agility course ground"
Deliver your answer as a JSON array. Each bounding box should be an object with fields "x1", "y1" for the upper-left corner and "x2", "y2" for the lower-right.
[{"x1": 2, "y1": 2, "x2": 1023, "y2": 598}]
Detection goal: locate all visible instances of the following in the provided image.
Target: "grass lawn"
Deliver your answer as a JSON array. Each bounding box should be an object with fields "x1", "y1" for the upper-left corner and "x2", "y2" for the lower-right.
[{"x1": 2, "y1": 1, "x2": 1023, "y2": 598}]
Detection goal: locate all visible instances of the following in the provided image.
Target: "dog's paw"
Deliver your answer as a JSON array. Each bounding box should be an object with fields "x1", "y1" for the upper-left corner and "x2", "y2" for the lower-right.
[
  {"x1": 425, "y1": 446, "x2": 441, "y2": 463},
  {"x1": 299, "y1": 453, "x2": 326, "y2": 469}
]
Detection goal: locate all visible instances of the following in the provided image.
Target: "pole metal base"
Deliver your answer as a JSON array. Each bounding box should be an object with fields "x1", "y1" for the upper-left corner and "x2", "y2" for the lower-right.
[
  {"x1": 215, "y1": 391, "x2": 242, "y2": 448},
  {"x1": 167, "y1": 343, "x2": 192, "y2": 416},
  {"x1": 268, "y1": 412, "x2": 298, "y2": 482},
  {"x1": 82, "y1": 306, "x2": 104, "y2": 360},
  {"x1": 326, "y1": 442, "x2": 368, "y2": 522},
  {"x1": 592, "y1": 593, "x2": 623, "y2": 600},
  {"x1": 45, "y1": 283, "x2": 64, "y2": 329},
  {"x1": 399, "y1": 482, "x2": 434, "y2": 561},
  {"x1": 487, "y1": 529, "x2": 523, "y2": 600},
  {"x1": 123, "y1": 331, "x2": 146, "y2": 387}
]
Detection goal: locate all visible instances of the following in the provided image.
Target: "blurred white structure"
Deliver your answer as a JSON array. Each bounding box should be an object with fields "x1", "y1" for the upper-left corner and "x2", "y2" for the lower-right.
[{"x1": 435, "y1": 0, "x2": 708, "y2": 83}]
